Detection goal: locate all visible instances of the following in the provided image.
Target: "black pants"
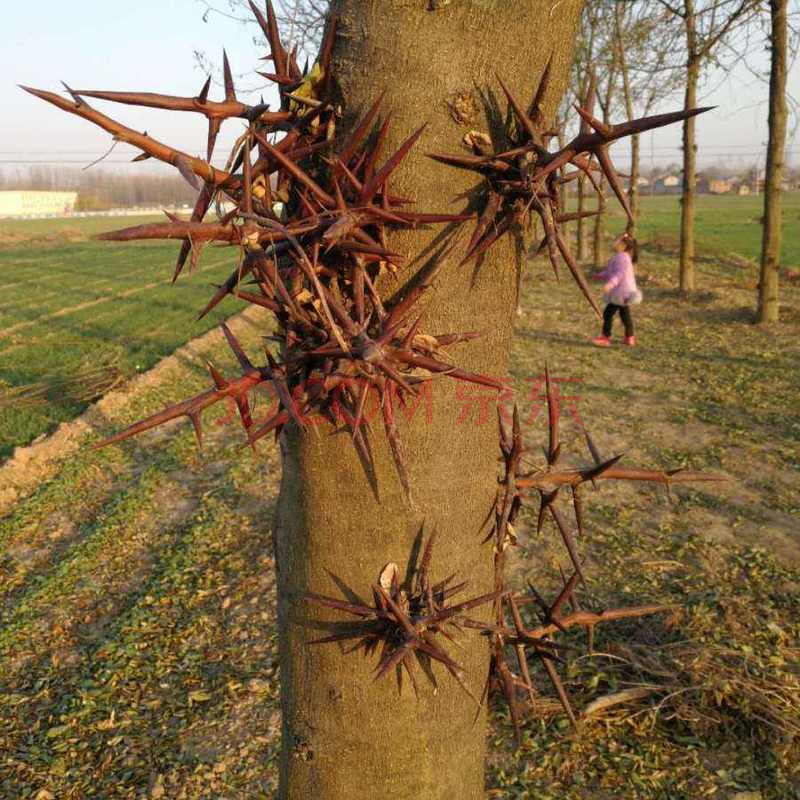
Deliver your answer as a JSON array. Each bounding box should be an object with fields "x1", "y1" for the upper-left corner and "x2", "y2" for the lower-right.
[{"x1": 602, "y1": 303, "x2": 634, "y2": 337}]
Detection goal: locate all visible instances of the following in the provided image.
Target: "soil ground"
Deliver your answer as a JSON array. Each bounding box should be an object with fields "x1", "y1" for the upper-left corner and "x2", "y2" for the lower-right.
[{"x1": 0, "y1": 205, "x2": 798, "y2": 799}]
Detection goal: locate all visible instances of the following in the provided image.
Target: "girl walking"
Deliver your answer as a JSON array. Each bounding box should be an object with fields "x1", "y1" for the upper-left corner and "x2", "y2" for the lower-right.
[{"x1": 591, "y1": 232, "x2": 642, "y2": 347}]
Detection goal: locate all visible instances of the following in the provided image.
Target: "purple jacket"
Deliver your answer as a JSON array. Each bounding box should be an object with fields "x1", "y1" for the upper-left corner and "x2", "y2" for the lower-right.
[{"x1": 596, "y1": 252, "x2": 641, "y2": 306}]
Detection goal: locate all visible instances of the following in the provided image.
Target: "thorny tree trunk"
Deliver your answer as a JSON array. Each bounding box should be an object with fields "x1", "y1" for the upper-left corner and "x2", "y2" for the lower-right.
[
  {"x1": 273, "y1": 2, "x2": 583, "y2": 799},
  {"x1": 757, "y1": 0, "x2": 787, "y2": 323},
  {"x1": 680, "y1": 3, "x2": 699, "y2": 293}
]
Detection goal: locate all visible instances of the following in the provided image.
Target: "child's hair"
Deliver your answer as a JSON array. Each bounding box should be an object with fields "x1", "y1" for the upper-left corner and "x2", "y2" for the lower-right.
[{"x1": 621, "y1": 232, "x2": 638, "y2": 263}]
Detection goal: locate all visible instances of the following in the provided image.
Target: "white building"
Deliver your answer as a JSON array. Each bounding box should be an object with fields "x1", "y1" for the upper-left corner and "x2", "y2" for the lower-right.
[{"x1": 0, "y1": 191, "x2": 78, "y2": 218}]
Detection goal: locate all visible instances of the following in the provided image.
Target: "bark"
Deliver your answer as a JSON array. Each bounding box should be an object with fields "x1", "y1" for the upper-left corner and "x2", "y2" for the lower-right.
[
  {"x1": 577, "y1": 173, "x2": 588, "y2": 260},
  {"x1": 757, "y1": 0, "x2": 787, "y2": 323},
  {"x1": 592, "y1": 182, "x2": 606, "y2": 266},
  {"x1": 679, "y1": 58, "x2": 698, "y2": 292},
  {"x1": 679, "y1": 0, "x2": 698, "y2": 293},
  {"x1": 593, "y1": 55, "x2": 617, "y2": 267},
  {"x1": 273, "y1": 2, "x2": 584, "y2": 799},
  {"x1": 615, "y1": 4, "x2": 639, "y2": 232}
]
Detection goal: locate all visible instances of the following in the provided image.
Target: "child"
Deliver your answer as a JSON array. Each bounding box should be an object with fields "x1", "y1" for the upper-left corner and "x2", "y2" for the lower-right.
[{"x1": 591, "y1": 232, "x2": 642, "y2": 347}]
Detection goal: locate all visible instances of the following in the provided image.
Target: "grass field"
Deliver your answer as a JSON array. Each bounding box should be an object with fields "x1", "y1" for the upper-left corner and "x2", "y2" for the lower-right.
[
  {"x1": 603, "y1": 192, "x2": 800, "y2": 270},
  {"x1": 0, "y1": 216, "x2": 243, "y2": 460},
  {"x1": 0, "y1": 199, "x2": 799, "y2": 798}
]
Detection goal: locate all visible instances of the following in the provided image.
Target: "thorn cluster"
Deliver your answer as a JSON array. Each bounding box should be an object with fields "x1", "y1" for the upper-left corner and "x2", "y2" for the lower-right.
[
  {"x1": 306, "y1": 532, "x2": 499, "y2": 698},
  {"x1": 428, "y1": 65, "x2": 713, "y2": 316},
  {"x1": 26, "y1": 1, "x2": 501, "y2": 493},
  {"x1": 480, "y1": 371, "x2": 724, "y2": 739}
]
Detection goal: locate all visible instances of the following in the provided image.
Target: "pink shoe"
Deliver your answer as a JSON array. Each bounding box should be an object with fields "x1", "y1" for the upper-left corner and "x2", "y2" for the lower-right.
[
  {"x1": 591, "y1": 335, "x2": 612, "y2": 347},
  {"x1": 624, "y1": 335, "x2": 636, "y2": 346}
]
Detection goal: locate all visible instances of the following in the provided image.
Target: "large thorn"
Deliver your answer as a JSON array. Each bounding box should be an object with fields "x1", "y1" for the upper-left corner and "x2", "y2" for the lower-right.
[{"x1": 20, "y1": 86, "x2": 234, "y2": 189}]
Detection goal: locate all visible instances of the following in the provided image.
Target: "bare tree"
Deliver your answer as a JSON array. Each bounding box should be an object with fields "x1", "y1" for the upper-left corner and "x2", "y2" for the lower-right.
[
  {"x1": 612, "y1": 2, "x2": 684, "y2": 234},
  {"x1": 197, "y1": 0, "x2": 329, "y2": 55},
  {"x1": 757, "y1": 0, "x2": 796, "y2": 322},
  {"x1": 656, "y1": 0, "x2": 758, "y2": 292}
]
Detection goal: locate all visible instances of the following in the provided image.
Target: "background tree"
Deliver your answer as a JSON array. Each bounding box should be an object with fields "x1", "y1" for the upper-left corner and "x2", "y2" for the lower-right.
[
  {"x1": 655, "y1": 0, "x2": 758, "y2": 292},
  {"x1": 757, "y1": 0, "x2": 794, "y2": 322},
  {"x1": 612, "y1": 1, "x2": 684, "y2": 235}
]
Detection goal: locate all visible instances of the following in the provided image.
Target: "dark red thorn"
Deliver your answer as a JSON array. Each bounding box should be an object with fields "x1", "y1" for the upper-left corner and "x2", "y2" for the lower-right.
[
  {"x1": 241, "y1": 134, "x2": 254, "y2": 215},
  {"x1": 206, "y1": 117, "x2": 222, "y2": 162},
  {"x1": 363, "y1": 113, "x2": 392, "y2": 181},
  {"x1": 609, "y1": 106, "x2": 714, "y2": 140},
  {"x1": 256, "y1": 71, "x2": 295, "y2": 86},
  {"x1": 540, "y1": 654, "x2": 576, "y2": 727},
  {"x1": 553, "y1": 231, "x2": 601, "y2": 317},
  {"x1": 338, "y1": 91, "x2": 385, "y2": 168},
  {"x1": 401, "y1": 315, "x2": 424, "y2": 351},
  {"x1": 390, "y1": 211, "x2": 475, "y2": 224},
  {"x1": 496, "y1": 74, "x2": 537, "y2": 143},
  {"x1": 318, "y1": 12, "x2": 337, "y2": 83},
  {"x1": 254, "y1": 131, "x2": 335, "y2": 208},
  {"x1": 197, "y1": 75, "x2": 211, "y2": 105},
  {"x1": 594, "y1": 145, "x2": 633, "y2": 225},
  {"x1": 262, "y1": 0, "x2": 288, "y2": 79},
  {"x1": 426, "y1": 151, "x2": 511, "y2": 173},
  {"x1": 361, "y1": 124, "x2": 427, "y2": 203},
  {"x1": 305, "y1": 592, "x2": 379, "y2": 619},
  {"x1": 60, "y1": 81, "x2": 84, "y2": 106},
  {"x1": 393, "y1": 351, "x2": 502, "y2": 391},
  {"x1": 571, "y1": 484, "x2": 585, "y2": 536},
  {"x1": 206, "y1": 361, "x2": 228, "y2": 390},
  {"x1": 222, "y1": 49, "x2": 236, "y2": 102},
  {"x1": 464, "y1": 191, "x2": 503, "y2": 261},
  {"x1": 573, "y1": 104, "x2": 612, "y2": 137},
  {"x1": 381, "y1": 386, "x2": 413, "y2": 500},
  {"x1": 555, "y1": 209, "x2": 601, "y2": 224},
  {"x1": 221, "y1": 322, "x2": 255, "y2": 372},
  {"x1": 189, "y1": 412, "x2": 203, "y2": 448},
  {"x1": 530, "y1": 54, "x2": 553, "y2": 121},
  {"x1": 460, "y1": 216, "x2": 512, "y2": 264},
  {"x1": 91, "y1": 388, "x2": 218, "y2": 449},
  {"x1": 198, "y1": 261, "x2": 253, "y2": 320},
  {"x1": 247, "y1": 409, "x2": 290, "y2": 445},
  {"x1": 545, "y1": 364, "x2": 559, "y2": 465},
  {"x1": 549, "y1": 570, "x2": 579, "y2": 620},
  {"x1": 548, "y1": 504, "x2": 586, "y2": 588},
  {"x1": 581, "y1": 69, "x2": 598, "y2": 133}
]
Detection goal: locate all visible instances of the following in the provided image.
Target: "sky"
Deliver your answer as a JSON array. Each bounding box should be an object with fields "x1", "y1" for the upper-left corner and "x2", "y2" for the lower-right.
[{"x1": 2, "y1": 0, "x2": 799, "y2": 177}]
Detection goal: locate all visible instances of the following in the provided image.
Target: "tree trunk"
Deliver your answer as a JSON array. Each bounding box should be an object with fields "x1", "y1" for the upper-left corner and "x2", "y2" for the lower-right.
[
  {"x1": 680, "y1": 2, "x2": 698, "y2": 293},
  {"x1": 593, "y1": 55, "x2": 617, "y2": 267},
  {"x1": 593, "y1": 182, "x2": 606, "y2": 266},
  {"x1": 614, "y1": 4, "x2": 639, "y2": 233},
  {"x1": 274, "y1": 2, "x2": 584, "y2": 799},
  {"x1": 630, "y1": 132, "x2": 640, "y2": 228},
  {"x1": 757, "y1": 0, "x2": 787, "y2": 323},
  {"x1": 577, "y1": 173, "x2": 587, "y2": 260}
]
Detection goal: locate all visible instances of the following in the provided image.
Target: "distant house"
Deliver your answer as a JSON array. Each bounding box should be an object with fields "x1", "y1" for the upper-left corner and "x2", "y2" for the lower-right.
[
  {"x1": 732, "y1": 182, "x2": 751, "y2": 196},
  {"x1": 709, "y1": 178, "x2": 732, "y2": 194},
  {"x1": 0, "y1": 191, "x2": 78, "y2": 218},
  {"x1": 653, "y1": 174, "x2": 681, "y2": 195}
]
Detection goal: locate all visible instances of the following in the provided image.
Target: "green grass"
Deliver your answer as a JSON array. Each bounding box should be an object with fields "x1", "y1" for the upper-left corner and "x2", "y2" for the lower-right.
[
  {"x1": 0, "y1": 216, "x2": 246, "y2": 459},
  {"x1": 584, "y1": 191, "x2": 800, "y2": 271}
]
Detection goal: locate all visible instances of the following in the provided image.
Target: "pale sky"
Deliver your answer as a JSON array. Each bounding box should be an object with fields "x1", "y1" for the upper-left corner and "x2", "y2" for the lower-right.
[{"x1": 3, "y1": 1, "x2": 798, "y2": 175}]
